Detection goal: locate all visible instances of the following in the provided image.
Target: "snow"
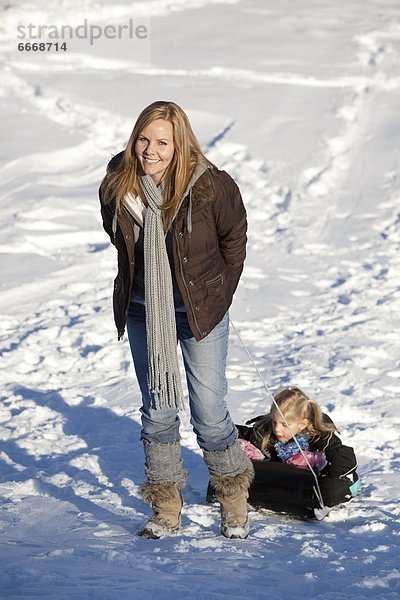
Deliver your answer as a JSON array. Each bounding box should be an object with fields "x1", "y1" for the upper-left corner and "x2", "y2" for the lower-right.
[{"x1": 1, "y1": 0, "x2": 400, "y2": 598}]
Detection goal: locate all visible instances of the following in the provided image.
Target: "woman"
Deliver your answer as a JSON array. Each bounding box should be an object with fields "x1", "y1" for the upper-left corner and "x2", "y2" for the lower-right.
[{"x1": 99, "y1": 101, "x2": 253, "y2": 539}]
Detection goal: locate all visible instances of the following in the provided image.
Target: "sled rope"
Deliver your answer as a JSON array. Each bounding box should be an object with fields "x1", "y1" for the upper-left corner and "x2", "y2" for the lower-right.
[{"x1": 229, "y1": 319, "x2": 325, "y2": 509}]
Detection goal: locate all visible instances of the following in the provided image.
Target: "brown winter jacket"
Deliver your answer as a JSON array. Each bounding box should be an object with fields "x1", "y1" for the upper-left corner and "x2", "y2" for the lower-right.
[{"x1": 99, "y1": 151, "x2": 247, "y2": 341}]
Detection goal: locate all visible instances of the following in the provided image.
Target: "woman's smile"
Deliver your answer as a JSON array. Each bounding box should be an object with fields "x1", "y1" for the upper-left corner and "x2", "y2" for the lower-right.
[{"x1": 135, "y1": 119, "x2": 175, "y2": 184}]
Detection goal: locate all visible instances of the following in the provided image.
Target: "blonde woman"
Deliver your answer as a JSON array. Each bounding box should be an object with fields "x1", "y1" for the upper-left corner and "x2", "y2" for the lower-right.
[{"x1": 99, "y1": 101, "x2": 253, "y2": 539}]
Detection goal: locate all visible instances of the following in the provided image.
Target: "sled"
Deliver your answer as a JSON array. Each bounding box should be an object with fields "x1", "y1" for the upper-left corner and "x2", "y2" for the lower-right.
[
  {"x1": 207, "y1": 459, "x2": 335, "y2": 520},
  {"x1": 208, "y1": 457, "x2": 360, "y2": 520}
]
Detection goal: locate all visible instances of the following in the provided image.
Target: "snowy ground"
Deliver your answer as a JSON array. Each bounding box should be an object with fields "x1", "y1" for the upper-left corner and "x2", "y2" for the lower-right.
[{"x1": 1, "y1": 0, "x2": 400, "y2": 598}]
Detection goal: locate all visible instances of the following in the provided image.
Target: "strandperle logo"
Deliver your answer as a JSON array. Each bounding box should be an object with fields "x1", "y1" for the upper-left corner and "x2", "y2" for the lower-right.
[{"x1": 16, "y1": 19, "x2": 148, "y2": 46}]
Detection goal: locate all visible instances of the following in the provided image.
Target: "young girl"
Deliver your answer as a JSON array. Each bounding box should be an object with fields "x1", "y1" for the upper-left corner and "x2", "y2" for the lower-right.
[{"x1": 209, "y1": 386, "x2": 360, "y2": 519}]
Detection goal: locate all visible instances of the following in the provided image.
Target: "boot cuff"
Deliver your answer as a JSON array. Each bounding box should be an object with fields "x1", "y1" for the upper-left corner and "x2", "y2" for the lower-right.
[
  {"x1": 210, "y1": 460, "x2": 254, "y2": 498},
  {"x1": 139, "y1": 480, "x2": 186, "y2": 505}
]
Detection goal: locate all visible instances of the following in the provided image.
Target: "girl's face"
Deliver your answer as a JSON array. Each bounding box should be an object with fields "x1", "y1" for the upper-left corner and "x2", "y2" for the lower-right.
[
  {"x1": 271, "y1": 411, "x2": 308, "y2": 442},
  {"x1": 135, "y1": 118, "x2": 175, "y2": 184}
]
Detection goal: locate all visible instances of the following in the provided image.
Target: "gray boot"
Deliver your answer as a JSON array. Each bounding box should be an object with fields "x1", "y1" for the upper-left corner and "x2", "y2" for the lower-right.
[
  {"x1": 139, "y1": 440, "x2": 187, "y2": 539},
  {"x1": 139, "y1": 482, "x2": 184, "y2": 539},
  {"x1": 203, "y1": 439, "x2": 254, "y2": 539},
  {"x1": 210, "y1": 463, "x2": 254, "y2": 539}
]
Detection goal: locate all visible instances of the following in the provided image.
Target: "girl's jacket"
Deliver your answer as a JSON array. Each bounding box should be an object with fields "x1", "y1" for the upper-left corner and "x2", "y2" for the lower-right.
[{"x1": 236, "y1": 413, "x2": 359, "y2": 509}]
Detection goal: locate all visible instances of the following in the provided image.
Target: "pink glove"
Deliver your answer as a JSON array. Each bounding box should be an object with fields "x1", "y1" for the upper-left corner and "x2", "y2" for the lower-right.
[
  {"x1": 239, "y1": 438, "x2": 264, "y2": 461},
  {"x1": 286, "y1": 450, "x2": 326, "y2": 471}
]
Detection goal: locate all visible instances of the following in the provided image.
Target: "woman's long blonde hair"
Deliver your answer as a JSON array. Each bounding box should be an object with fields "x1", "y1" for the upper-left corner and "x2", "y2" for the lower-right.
[
  {"x1": 100, "y1": 100, "x2": 215, "y2": 229},
  {"x1": 260, "y1": 386, "x2": 337, "y2": 453}
]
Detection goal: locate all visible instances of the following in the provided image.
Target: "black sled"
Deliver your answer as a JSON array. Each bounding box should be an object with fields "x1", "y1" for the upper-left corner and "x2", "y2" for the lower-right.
[{"x1": 207, "y1": 459, "x2": 354, "y2": 520}]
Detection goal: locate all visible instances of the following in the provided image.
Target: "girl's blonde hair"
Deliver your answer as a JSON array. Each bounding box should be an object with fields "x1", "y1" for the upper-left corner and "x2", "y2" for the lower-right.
[
  {"x1": 260, "y1": 386, "x2": 336, "y2": 453},
  {"x1": 100, "y1": 100, "x2": 215, "y2": 230}
]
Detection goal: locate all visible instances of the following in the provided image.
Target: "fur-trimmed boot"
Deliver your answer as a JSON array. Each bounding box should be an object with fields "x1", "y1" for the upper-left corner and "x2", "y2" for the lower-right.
[
  {"x1": 138, "y1": 482, "x2": 183, "y2": 539},
  {"x1": 203, "y1": 439, "x2": 254, "y2": 539},
  {"x1": 138, "y1": 440, "x2": 187, "y2": 539},
  {"x1": 211, "y1": 463, "x2": 254, "y2": 539}
]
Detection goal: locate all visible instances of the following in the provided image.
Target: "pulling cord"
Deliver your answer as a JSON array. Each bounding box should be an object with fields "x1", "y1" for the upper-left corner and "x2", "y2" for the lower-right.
[{"x1": 229, "y1": 318, "x2": 325, "y2": 509}]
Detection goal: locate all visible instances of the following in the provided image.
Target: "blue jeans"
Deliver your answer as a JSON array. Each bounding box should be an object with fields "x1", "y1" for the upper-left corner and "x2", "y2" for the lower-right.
[{"x1": 126, "y1": 302, "x2": 237, "y2": 452}]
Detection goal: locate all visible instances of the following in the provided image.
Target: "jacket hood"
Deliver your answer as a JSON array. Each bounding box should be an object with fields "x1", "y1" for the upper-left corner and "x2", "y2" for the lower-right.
[
  {"x1": 178, "y1": 159, "x2": 211, "y2": 235},
  {"x1": 183, "y1": 159, "x2": 210, "y2": 198}
]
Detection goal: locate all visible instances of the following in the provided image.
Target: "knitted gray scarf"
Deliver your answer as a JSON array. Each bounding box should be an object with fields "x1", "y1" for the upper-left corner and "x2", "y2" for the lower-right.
[{"x1": 140, "y1": 174, "x2": 184, "y2": 411}]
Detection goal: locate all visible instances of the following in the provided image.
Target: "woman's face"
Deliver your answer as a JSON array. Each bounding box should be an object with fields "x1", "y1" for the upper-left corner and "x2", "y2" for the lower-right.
[
  {"x1": 135, "y1": 118, "x2": 175, "y2": 184},
  {"x1": 271, "y1": 411, "x2": 308, "y2": 442}
]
